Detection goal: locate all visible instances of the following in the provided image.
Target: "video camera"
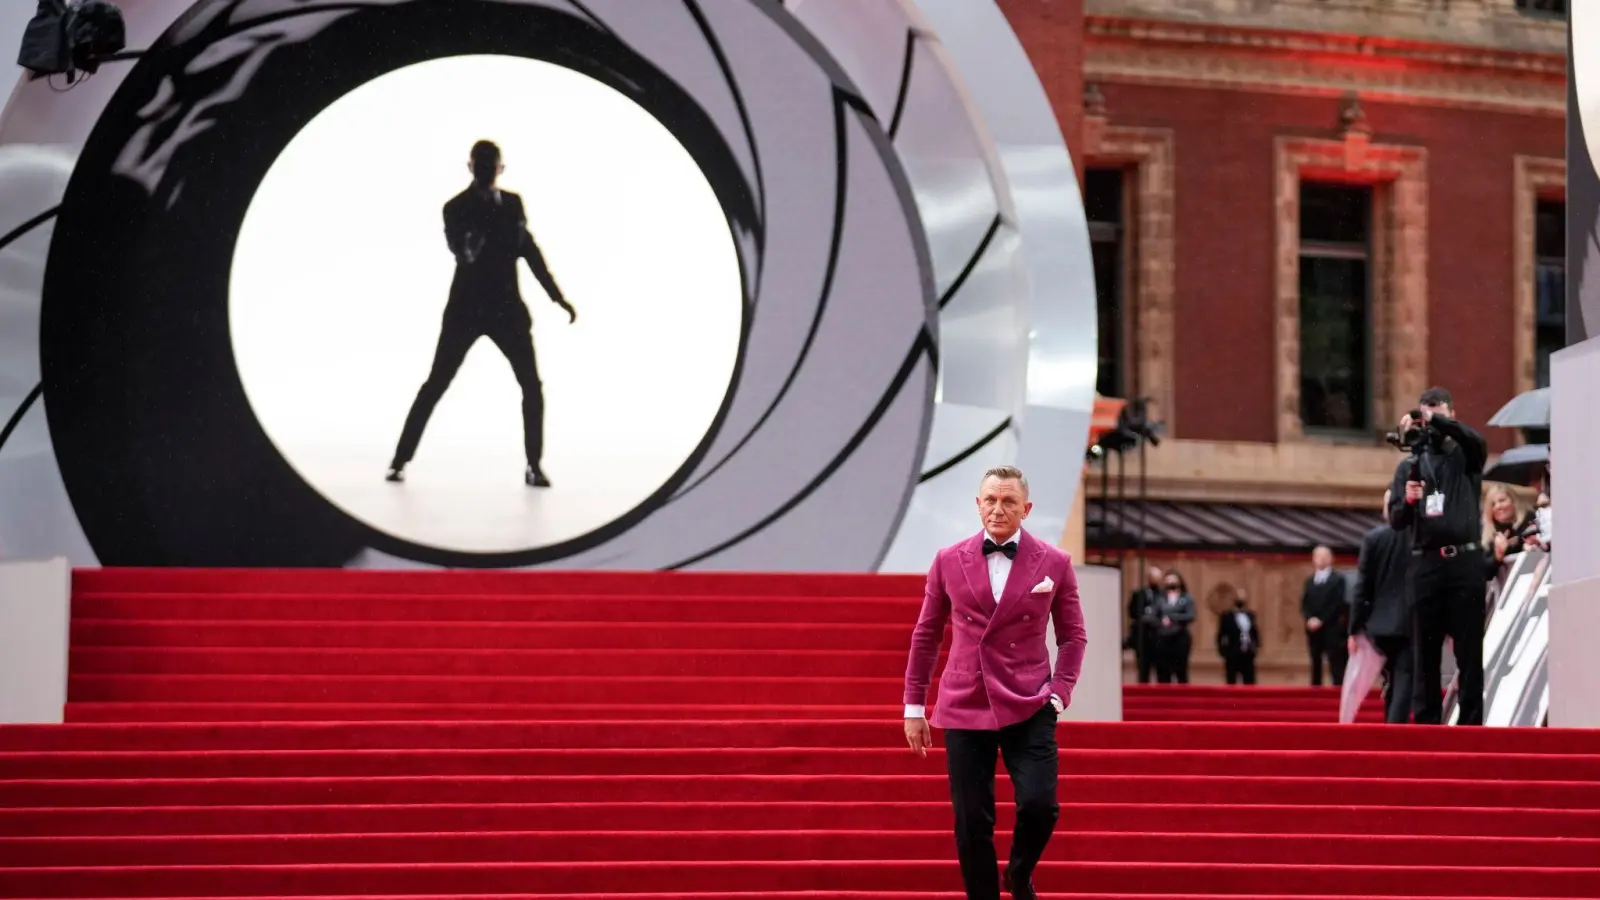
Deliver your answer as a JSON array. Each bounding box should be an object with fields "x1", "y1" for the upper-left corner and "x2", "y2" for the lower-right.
[
  {"x1": 1384, "y1": 408, "x2": 1436, "y2": 455},
  {"x1": 16, "y1": 0, "x2": 126, "y2": 81}
]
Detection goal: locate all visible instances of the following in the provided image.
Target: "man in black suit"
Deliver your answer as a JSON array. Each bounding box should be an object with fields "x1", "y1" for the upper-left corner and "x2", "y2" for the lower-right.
[
  {"x1": 388, "y1": 139, "x2": 577, "y2": 488},
  {"x1": 1351, "y1": 488, "x2": 1414, "y2": 723},
  {"x1": 1126, "y1": 566, "x2": 1162, "y2": 683},
  {"x1": 1215, "y1": 591, "x2": 1259, "y2": 685},
  {"x1": 1301, "y1": 545, "x2": 1348, "y2": 686}
]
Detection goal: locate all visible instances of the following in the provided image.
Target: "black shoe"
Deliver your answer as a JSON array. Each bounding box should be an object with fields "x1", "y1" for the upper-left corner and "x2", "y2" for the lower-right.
[
  {"x1": 385, "y1": 466, "x2": 405, "y2": 483},
  {"x1": 525, "y1": 466, "x2": 551, "y2": 488},
  {"x1": 1003, "y1": 869, "x2": 1037, "y2": 900}
]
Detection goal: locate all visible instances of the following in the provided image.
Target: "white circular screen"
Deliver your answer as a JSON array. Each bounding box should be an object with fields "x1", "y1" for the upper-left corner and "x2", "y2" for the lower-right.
[{"x1": 230, "y1": 55, "x2": 743, "y2": 554}]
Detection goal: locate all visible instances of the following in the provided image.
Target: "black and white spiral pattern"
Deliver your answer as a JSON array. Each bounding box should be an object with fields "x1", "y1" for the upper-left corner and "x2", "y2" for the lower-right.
[{"x1": 19, "y1": 0, "x2": 936, "y2": 569}]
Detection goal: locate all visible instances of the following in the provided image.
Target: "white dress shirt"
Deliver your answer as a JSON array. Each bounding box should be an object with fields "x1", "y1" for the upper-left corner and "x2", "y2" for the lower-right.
[
  {"x1": 1233, "y1": 609, "x2": 1253, "y2": 651},
  {"x1": 984, "y1": 530, "x2": 1019, "y2": 602},
  {"x1": 906, "y1": 530, "x2": 1059, "y2": 719}
]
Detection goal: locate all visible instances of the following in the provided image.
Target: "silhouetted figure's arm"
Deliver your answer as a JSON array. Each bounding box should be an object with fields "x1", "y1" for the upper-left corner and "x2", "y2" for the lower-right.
[
  {"x1": 513, "y1": 198, "x2": 575, "y2": 323},
  {"x1": 521, "y1": 233, "x2": 569, "y2": 304}
]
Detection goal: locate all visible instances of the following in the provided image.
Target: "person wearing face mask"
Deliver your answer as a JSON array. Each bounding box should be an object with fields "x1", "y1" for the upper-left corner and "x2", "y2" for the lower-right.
[
  {"x1": 1126, "y1": 567, "x2": 1163, "y2": 683},
  {"x1": 1215, "y1": 591, "x2": 1259, "y2": 685},
  {"x1": 1152, "y1": 571, "x2": 1196, "y2": 684}
]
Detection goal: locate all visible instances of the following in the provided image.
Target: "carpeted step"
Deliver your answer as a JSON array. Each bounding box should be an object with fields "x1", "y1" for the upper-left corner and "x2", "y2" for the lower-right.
[
  {"x1": 1122, "y1": 697, "x2": 1377, "y2": 707},
  {"x1": 1121, "y1": 686, "x2": 1384, "y2": 725},
  {"x1": 6, "y1": 830, "x2": 1598, "y2": 868},
  {"x1": 9, "y1": 747, "x2": 1597, "y2": 782},
  {"x1": 68, "y1": 647, "x2": 911, "y2": 678},
  {"x1": 14, "y1": 894, "x2": 1581, "y2": 900},
  {"x1": 70, "y1": 620, "x2": 914, "y2": 651},
  {"x1": 70, "y1": 594, "x2": 918, "y2": 624},
  {"x1": 5, "y1": 859, "x2": 1600, "y2": 897},
  {"x1": 15, "y1": 894, "x2": 1586, "y2": 900},
  {"x1": 72, "y1": 568, "x2": 926, "y2": 597},
  {"x1": 24, "y1": 567, "x2": 1600, "y2": 900},
  {"x1": 13, "y1": 720, "x2": 1600, "y2": 754},
  {"x1": 69, "y1": 702, "x2": 1387, "y2": 725},
  {"x1": 1122, "y1": 698, "x2": 1376, "y2": 711},
  {"x1": 6, "y1": 773, "x2": 1596, "y2": 809},
  {"x1": 1126, "y1": 711, "x2": 1383, "y2": 724},
  {"x1": 1125, "y1": 686, "x2": 1353, "y2": 698},
  {"x1": 67, "y1": 675, "x2": 912, "y2": 706},
  {"x1": 7, "y1": 801, "x2": 1596, "y2": 839},
  {"x1": 62, "y1": 703, "x2": 898, "y2": 723}
]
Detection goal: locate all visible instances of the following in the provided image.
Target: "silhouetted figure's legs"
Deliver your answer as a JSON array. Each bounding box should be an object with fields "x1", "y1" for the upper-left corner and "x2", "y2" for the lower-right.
[
  {"x1": 485, "y1": 320, "x2": 546, "y2": 485},
  {"x1": 390, "y1": 318, "x2": 479, "y2": 477}
]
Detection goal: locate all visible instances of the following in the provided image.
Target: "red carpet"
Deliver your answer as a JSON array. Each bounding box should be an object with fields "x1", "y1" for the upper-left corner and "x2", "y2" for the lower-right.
[
  {"x1": 1124, "y1": 685, "x2": 1386, "y2": 724},
  {"x1": 0, "y1": 567, "x2": 1595, "y2": 898}
]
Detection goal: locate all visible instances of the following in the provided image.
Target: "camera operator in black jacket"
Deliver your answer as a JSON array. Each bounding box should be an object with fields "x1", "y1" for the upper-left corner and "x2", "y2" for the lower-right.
[{"x1": 1386, "y1": 387, "x2": 1489, "y2": 725}]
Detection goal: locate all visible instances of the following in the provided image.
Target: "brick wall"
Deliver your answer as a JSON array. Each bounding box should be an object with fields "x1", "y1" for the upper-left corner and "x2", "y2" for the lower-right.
[
  {"x1": 1088, "y1": 83, "x2": 1562, "y2": 447},
  {"x1": 997, "y1": 0, "x2": 1086, "y2": 182}
]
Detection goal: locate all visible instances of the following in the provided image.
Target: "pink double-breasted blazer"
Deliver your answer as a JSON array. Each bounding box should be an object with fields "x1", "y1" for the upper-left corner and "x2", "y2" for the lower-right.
[{"x1": 903, "y1": 530, "x2": 1088, "y2": 731}]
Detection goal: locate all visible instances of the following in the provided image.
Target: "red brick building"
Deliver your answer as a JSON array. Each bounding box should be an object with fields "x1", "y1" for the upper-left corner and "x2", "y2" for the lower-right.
[{"x1": 1001, "y1": 0, "x2": 1566, "y2": 680}]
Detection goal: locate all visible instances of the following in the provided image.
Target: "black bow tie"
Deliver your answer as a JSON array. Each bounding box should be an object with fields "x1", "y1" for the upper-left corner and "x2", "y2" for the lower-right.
[{"x1": 982, "y1": 538, "x2": 1017, "y2": 559}]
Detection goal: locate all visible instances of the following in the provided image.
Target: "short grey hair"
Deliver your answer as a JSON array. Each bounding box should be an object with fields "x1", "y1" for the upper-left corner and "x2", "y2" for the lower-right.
[{"x1": 979, "y1": 465, "x2": 1029, "y2": 496}]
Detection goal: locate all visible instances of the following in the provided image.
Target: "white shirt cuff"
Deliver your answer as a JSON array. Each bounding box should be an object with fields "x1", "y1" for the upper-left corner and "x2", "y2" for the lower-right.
[{"x1": 904, "y1": 704, "x2": 926, "y2": 718}]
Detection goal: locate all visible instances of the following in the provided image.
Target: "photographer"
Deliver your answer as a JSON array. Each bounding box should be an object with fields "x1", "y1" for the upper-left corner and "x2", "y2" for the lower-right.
[{"x1": 1386, "y1": 387, "x2": 1489, "y2": 726}]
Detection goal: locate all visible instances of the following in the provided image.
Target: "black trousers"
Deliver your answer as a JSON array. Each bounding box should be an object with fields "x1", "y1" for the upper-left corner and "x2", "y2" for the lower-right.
[
  {"x1": 1373, "y1": 634, "x2": 1414, "y2": 724},
  {"x1": 1132, "y1": 626, "x2": 1153, "y2": 683},
  {"x1": 1410, "y1": 553, "x2": 1485, "y2": 725},
  {"x1": 1305, "y1": 628, "x2": 1346, "y2": 687},
  {"x1": 1330, "y1": 630, "x2": 1349, "y2": 686},
  {"x1": 393, "y1": 309, "x2": 544, "y2": 469},
  {"x1": 1223, "y1": 651, "x2": 1256, "y2": 685},
  {"x1": 944, "y1": 704, "x2": 1059, "y2": 900},
  {"x1": 1154, "y1": 630, "x2": 1190, "y2": 684}
]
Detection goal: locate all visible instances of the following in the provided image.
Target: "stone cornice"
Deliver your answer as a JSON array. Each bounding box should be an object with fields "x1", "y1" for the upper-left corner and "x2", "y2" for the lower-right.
[
  {"x1": 1085, "y1": 14, "x2": 1564, "y2": 116},
  {"x1": 1120, "y1": 438, "x2": 1401, "y2": 509},
  {"x1": 1085, "y1": 0, "x2": 1566, "y2": 56}
]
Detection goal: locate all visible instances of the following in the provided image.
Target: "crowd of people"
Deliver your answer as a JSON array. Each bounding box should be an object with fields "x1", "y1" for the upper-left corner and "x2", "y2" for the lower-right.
[{"x1": 1124, "y1": 387, "x2": 1553, "y2": 725}]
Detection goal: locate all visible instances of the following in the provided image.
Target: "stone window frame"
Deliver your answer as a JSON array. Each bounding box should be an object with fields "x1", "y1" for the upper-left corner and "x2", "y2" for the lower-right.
[
  {"x1": 1274, "y1": 136, "x2": 1429, "y2": 445},
  {"x1": 1512, "y1": 155, "x2": 1566, "y2": 396},
  {"x1": 1082, "y1": 124, "x2": 1177, "y2": 435}
]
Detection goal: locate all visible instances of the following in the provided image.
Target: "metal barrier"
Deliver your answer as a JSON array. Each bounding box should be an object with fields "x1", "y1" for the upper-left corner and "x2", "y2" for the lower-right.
[{"x1": 1444, "y1": 548, "x2": 1551, "y2": 726}]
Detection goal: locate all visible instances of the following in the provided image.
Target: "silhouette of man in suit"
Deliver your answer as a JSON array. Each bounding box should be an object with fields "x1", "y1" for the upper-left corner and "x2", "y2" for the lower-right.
[{"x1": 388, "y1": 140, "x2": 576, "y2": 487}]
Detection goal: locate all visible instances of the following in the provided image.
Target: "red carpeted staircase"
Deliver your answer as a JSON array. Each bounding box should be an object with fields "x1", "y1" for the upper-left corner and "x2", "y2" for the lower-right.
[
  {"x1": 1, "y1": 567, "x2": 1598, "y2": 898},
  {"x1": 1124, "y1": 685, "x2": 1385, "y2": 723}
]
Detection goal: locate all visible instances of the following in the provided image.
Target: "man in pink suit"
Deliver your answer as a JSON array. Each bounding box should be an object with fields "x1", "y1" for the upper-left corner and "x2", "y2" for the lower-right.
[{"x1": 903, "y1": 465, "x2": 1088, "y2": 900}]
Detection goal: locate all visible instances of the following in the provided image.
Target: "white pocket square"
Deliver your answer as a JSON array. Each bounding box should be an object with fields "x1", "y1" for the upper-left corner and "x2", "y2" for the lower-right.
[{"x1": 1030, "y1": 577, "x2": 1054, "y2": 594}]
